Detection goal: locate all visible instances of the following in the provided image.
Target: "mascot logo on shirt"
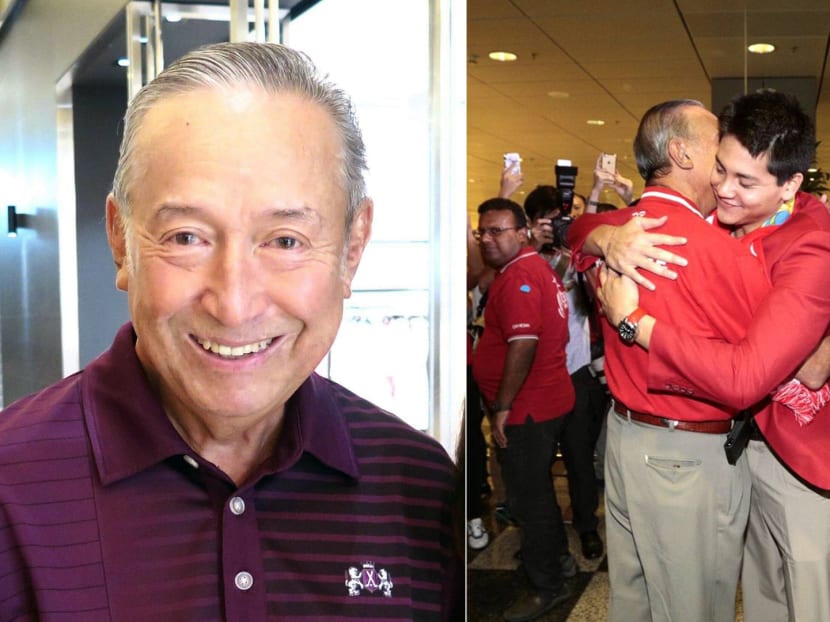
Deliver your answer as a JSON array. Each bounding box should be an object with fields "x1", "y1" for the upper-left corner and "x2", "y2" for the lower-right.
[{"x1": 345, "y1": 562, "x2": 393, "y2": 597}]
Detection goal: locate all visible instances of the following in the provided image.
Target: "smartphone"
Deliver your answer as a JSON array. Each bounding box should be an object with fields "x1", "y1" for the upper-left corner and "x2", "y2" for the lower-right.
[
  {"x1": 600, "y1": 153, "x2": 616, "y2": 174},
  {"x1": 504, "y1": 152, "x2": 521, "y2": 173}
]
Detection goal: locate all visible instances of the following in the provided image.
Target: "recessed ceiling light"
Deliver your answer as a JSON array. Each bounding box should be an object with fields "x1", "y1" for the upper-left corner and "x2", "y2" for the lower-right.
[
  {"x1": 547, "y1": 91, "x2": 570, "y2": 99},
  {"x1": 116, "y1": 57, "x2": 130, "y2": 68},
  {"x1": 586, "y1": 119, "x2": 605, "y2": 126},
  {"x1": 488, "y1": 51, "x2": 518, "y2": 62},
  {"x1": 165, "y1": 13, "x2": 183, "y2": 23},
  {"x1": 748, "y1": 43, "x2": 775, "y2": 54}
]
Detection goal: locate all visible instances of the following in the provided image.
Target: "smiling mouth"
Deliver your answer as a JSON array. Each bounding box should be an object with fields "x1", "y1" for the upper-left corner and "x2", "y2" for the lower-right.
[{"x1": 194, "y1": 336, "x2": 274, "y2": 359}]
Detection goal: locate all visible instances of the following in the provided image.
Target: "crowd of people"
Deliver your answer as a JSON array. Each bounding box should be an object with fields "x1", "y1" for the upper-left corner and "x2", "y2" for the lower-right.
[{"x1": 467, "y1": 90, "x2": 830, "y2": 622}]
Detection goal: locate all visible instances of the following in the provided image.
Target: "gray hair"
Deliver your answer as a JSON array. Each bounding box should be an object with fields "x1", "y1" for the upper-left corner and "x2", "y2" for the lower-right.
[
  {"x1": 111, "y1": 42, "x2": 368, "y2": 228},
  {"x1": 633, "y1": 99, "x2": 704, "y2": 183}
]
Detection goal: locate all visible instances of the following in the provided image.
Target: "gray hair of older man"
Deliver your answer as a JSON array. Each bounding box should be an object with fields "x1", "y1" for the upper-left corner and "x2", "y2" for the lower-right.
[
  {"x1": 633, "y1": 99, "x2": 705, "y2": 183},
  {"x1": 111, "y1": 42, "x2": 368, "y2": 229}
]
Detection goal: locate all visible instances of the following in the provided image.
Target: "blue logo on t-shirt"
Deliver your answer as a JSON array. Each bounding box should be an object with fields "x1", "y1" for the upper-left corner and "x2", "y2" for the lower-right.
[{"x1": 519, "y1": 284, "x2": 531, "y2": 293}]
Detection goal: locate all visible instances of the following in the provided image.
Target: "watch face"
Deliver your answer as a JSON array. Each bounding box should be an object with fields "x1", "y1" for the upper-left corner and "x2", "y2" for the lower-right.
[{"x1": 618, "y1": 320, "x2": 637, "y2": 343}]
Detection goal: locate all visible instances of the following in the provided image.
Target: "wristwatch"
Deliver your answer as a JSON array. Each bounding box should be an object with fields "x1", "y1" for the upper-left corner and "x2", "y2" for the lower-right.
[{"x1": 618, "y1": 307, "x2": 647, "y2": 344}]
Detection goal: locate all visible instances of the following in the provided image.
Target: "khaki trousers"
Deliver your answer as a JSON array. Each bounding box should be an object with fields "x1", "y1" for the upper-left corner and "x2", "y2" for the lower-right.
[
  {"x1": 742, "y1": 439, "x2": 830, "y2": 622},
  {"x1": 605, "y1": 405, "x2": 750, "y2": 622}
]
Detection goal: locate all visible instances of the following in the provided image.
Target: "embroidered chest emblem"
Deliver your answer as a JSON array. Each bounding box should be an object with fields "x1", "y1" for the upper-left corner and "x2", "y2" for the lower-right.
[{"x1": 345, "y1": 562, "x2": 393, "y2": 597}]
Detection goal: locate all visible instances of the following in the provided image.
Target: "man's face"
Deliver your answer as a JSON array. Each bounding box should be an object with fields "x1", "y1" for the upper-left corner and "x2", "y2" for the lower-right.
[
  {"x1": 477, "y1": 209, "x2": 527, "y2": 269},
  {"x1": 106, "y1": 87, "x2": 372, "y2": 425},
  {"x1": 712, "y1": 134, "x2": 801, "y2": 236},
  {"x1": 684, "y1": 106, "x2": 721, "y2": 215}
]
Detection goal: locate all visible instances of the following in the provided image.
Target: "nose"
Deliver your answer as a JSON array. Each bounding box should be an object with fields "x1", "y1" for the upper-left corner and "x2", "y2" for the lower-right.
[
  {"x1": 201, "y1": 238, "x2": 268, "y2": 327},
  {"x1": 712, "y1": 169, "x2": 733, "y2": 197}
]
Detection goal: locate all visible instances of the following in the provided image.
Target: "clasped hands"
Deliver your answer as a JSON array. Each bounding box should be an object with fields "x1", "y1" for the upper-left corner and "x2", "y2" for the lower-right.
[{"x1": 594, "y1": 216, "x2": 687, "y2": 325}]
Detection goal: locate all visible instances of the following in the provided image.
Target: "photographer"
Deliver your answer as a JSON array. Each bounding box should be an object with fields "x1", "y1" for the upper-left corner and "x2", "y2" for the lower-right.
[{"x1": 523, "y1": 184, "x2": 606, "y2": 561}]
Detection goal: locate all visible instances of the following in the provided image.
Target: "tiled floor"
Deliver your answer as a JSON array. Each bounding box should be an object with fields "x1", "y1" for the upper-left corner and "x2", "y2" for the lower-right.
[
  {"x1": 467, "y1": 456, "x2": 745, "y2": 621},
  {"x1": 468, "y1": 460, "x2": 609, "y2": 622}
]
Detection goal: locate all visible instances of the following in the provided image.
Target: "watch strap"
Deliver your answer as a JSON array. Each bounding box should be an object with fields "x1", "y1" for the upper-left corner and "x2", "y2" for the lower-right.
[{"x1": 626, "y1": 307, "x2": 648, "y2": 325}]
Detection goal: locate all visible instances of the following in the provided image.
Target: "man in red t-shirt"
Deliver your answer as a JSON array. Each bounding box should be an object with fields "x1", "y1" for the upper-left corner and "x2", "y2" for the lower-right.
[{"x1": 471, "y1": 197, "x2": 575, "y2": 621}]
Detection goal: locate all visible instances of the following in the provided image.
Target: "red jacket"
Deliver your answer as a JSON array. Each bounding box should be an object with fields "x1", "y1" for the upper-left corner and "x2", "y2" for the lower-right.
[{"x1": 648, "y1": 192, "x2": 830, "y2": 488}]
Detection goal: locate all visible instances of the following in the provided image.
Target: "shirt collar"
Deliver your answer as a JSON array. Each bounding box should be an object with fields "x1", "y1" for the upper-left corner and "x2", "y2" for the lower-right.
[
  {"x1": 82, "y1": 323, "x2": 360, "y2": 486},
  {"x1": 641, "y1": 186, "x2": 703, "y2": 218},
  {"x1": 499, "y1": 246, "x2": 538, "y2": 273}
]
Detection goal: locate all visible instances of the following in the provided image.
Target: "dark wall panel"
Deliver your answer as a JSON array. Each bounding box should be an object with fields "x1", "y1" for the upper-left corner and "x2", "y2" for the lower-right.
[{"x1": 72, "y1": 84, "x2": 129, "y2": 367}]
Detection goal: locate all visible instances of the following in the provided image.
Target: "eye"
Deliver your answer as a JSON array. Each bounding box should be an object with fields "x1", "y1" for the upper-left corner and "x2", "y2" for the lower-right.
[
  {"x1": 171, "y1": 231, "x2": 202, "y2": 246},
  {"x1": 265, "y1": 236, "x2": 301, "y2": 250}
]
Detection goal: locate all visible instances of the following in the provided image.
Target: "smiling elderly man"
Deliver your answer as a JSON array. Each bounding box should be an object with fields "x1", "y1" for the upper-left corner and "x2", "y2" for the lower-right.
[{"x1": 0, "y1": 43, "x2": 459, "y2": 621}]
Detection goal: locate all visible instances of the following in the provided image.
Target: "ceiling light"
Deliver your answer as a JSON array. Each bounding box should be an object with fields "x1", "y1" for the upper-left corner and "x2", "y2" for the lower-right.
[
  {"x1": 488, "y1": 51, "x2": 517, "y2": 62},
  {"x1": 165, "y1": 13, "x2": 183, "y2": 23},
  {"x1": 547, "y1": 91, "x2": 570, "y2": 99},
  {"x1": 586, "y1": 119, "x2": 605, "y2": 126},
  {"x1": 748, "y1": 43, "x2": 775, "y2": 54},
  {"x1": 116, "y1": 57, "x2": 130, "y2": 68}
]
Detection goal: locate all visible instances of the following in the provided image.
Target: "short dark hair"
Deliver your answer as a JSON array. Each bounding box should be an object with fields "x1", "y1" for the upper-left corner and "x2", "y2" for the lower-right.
[
  {"x1": 477, "y1": 197, "x2": 527, "y2": 229},
  {"x1": 718, "y1": 90, "x2": 815, "y2": 185},
  {"x1": 523, "y1": 185, "x2": 562, "y2": 221}
]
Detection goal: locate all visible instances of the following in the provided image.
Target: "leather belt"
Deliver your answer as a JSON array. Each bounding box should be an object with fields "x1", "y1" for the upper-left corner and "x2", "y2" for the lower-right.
[{"x1": 614, "y1": 400, "x2": 732, "y2": 435}]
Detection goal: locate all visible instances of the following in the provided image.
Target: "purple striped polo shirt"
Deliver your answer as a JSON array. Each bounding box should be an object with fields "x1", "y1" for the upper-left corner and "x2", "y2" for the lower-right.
[{"x1": 0, "y1": 323, "x2": 460, "y2": 621}]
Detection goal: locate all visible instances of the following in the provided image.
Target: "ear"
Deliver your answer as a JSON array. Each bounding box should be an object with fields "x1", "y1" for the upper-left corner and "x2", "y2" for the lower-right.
[
  {"x1": 341, "y1": 199, "x2": 373, "y2": 298},
  {"x1": 668, "y1": 138, "x2": 692, "y2": 170},
  {"x1": 781, "y1": 172, "x2": 804, "y2": 203},
  {"x1": 106, "y1": 194, "x2": 130, "y2": 292}
]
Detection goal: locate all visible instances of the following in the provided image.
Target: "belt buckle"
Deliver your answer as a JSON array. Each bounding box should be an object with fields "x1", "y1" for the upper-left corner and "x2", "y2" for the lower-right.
[{"x1": 664, "y1": 418, "x2": 679, "y2": 430}]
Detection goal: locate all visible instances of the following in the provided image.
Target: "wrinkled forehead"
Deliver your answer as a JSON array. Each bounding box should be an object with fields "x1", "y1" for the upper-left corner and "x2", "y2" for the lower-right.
[
  {"x1": 127, "y1": 88, "x2": 350, "y2": 217},
  {"x1": 134, "y1": 87, "x2": 347, "y2": 186}
]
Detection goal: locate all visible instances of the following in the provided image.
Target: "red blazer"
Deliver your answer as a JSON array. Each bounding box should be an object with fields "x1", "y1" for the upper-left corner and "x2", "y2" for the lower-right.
[{"x1": 648, "y1": 192, "x2": 830, "y2": 489}]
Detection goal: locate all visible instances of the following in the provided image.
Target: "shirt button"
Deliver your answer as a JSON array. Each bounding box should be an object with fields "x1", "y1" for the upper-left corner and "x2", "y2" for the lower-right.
[
  {"x1": 229, "y1": 497, "x2": 246, "y2": 515},
  {"x1": 235, "y1": 571, "x2": 254, "y2": 591},
  {"x1": 183, "y1": 455, "x2": 199, "y2": 469}
]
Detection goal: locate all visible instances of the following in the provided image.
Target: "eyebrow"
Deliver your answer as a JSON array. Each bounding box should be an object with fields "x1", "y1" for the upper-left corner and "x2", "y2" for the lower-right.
[
  {"x1": 715, "y1": 157, "x2": 761, "y2": 184},
  {"x1": 151, "y1": 203, "x2": 322, "y2": 224}
]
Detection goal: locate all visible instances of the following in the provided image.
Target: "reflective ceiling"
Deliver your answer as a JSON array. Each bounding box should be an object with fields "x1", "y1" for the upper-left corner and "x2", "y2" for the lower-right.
[{"x1": 468, "y1": 0, "x2": 830, "y2": 214}]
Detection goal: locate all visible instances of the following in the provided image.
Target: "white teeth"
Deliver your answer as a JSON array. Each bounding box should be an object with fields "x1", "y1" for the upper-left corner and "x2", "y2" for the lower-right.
[{"x1": 196, "y1": 337, "x2": 273, "y2": 358}]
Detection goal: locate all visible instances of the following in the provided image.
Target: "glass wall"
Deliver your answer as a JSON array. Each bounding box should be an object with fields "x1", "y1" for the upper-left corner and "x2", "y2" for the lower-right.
[{"x1": 288, "y1": 0, "x2": 460, "y2": 443}]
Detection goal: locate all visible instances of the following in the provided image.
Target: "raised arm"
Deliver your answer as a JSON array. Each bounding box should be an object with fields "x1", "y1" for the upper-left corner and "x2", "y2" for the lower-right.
[
  {"x1": 598, "y1": 230, "x2": 830, "y2": 409},
  {"x1": 567, "y1": 211, "x2": 688, "y2": 290}
]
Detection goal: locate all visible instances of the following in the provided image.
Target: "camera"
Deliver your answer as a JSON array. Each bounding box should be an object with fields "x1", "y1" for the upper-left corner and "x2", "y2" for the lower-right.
[
  {"x1": 555, "y1": 159, "x2": 578, "y2": 213},
  {"x1": 553, "y1": 159, "x2": 578, "y2": 248}
]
